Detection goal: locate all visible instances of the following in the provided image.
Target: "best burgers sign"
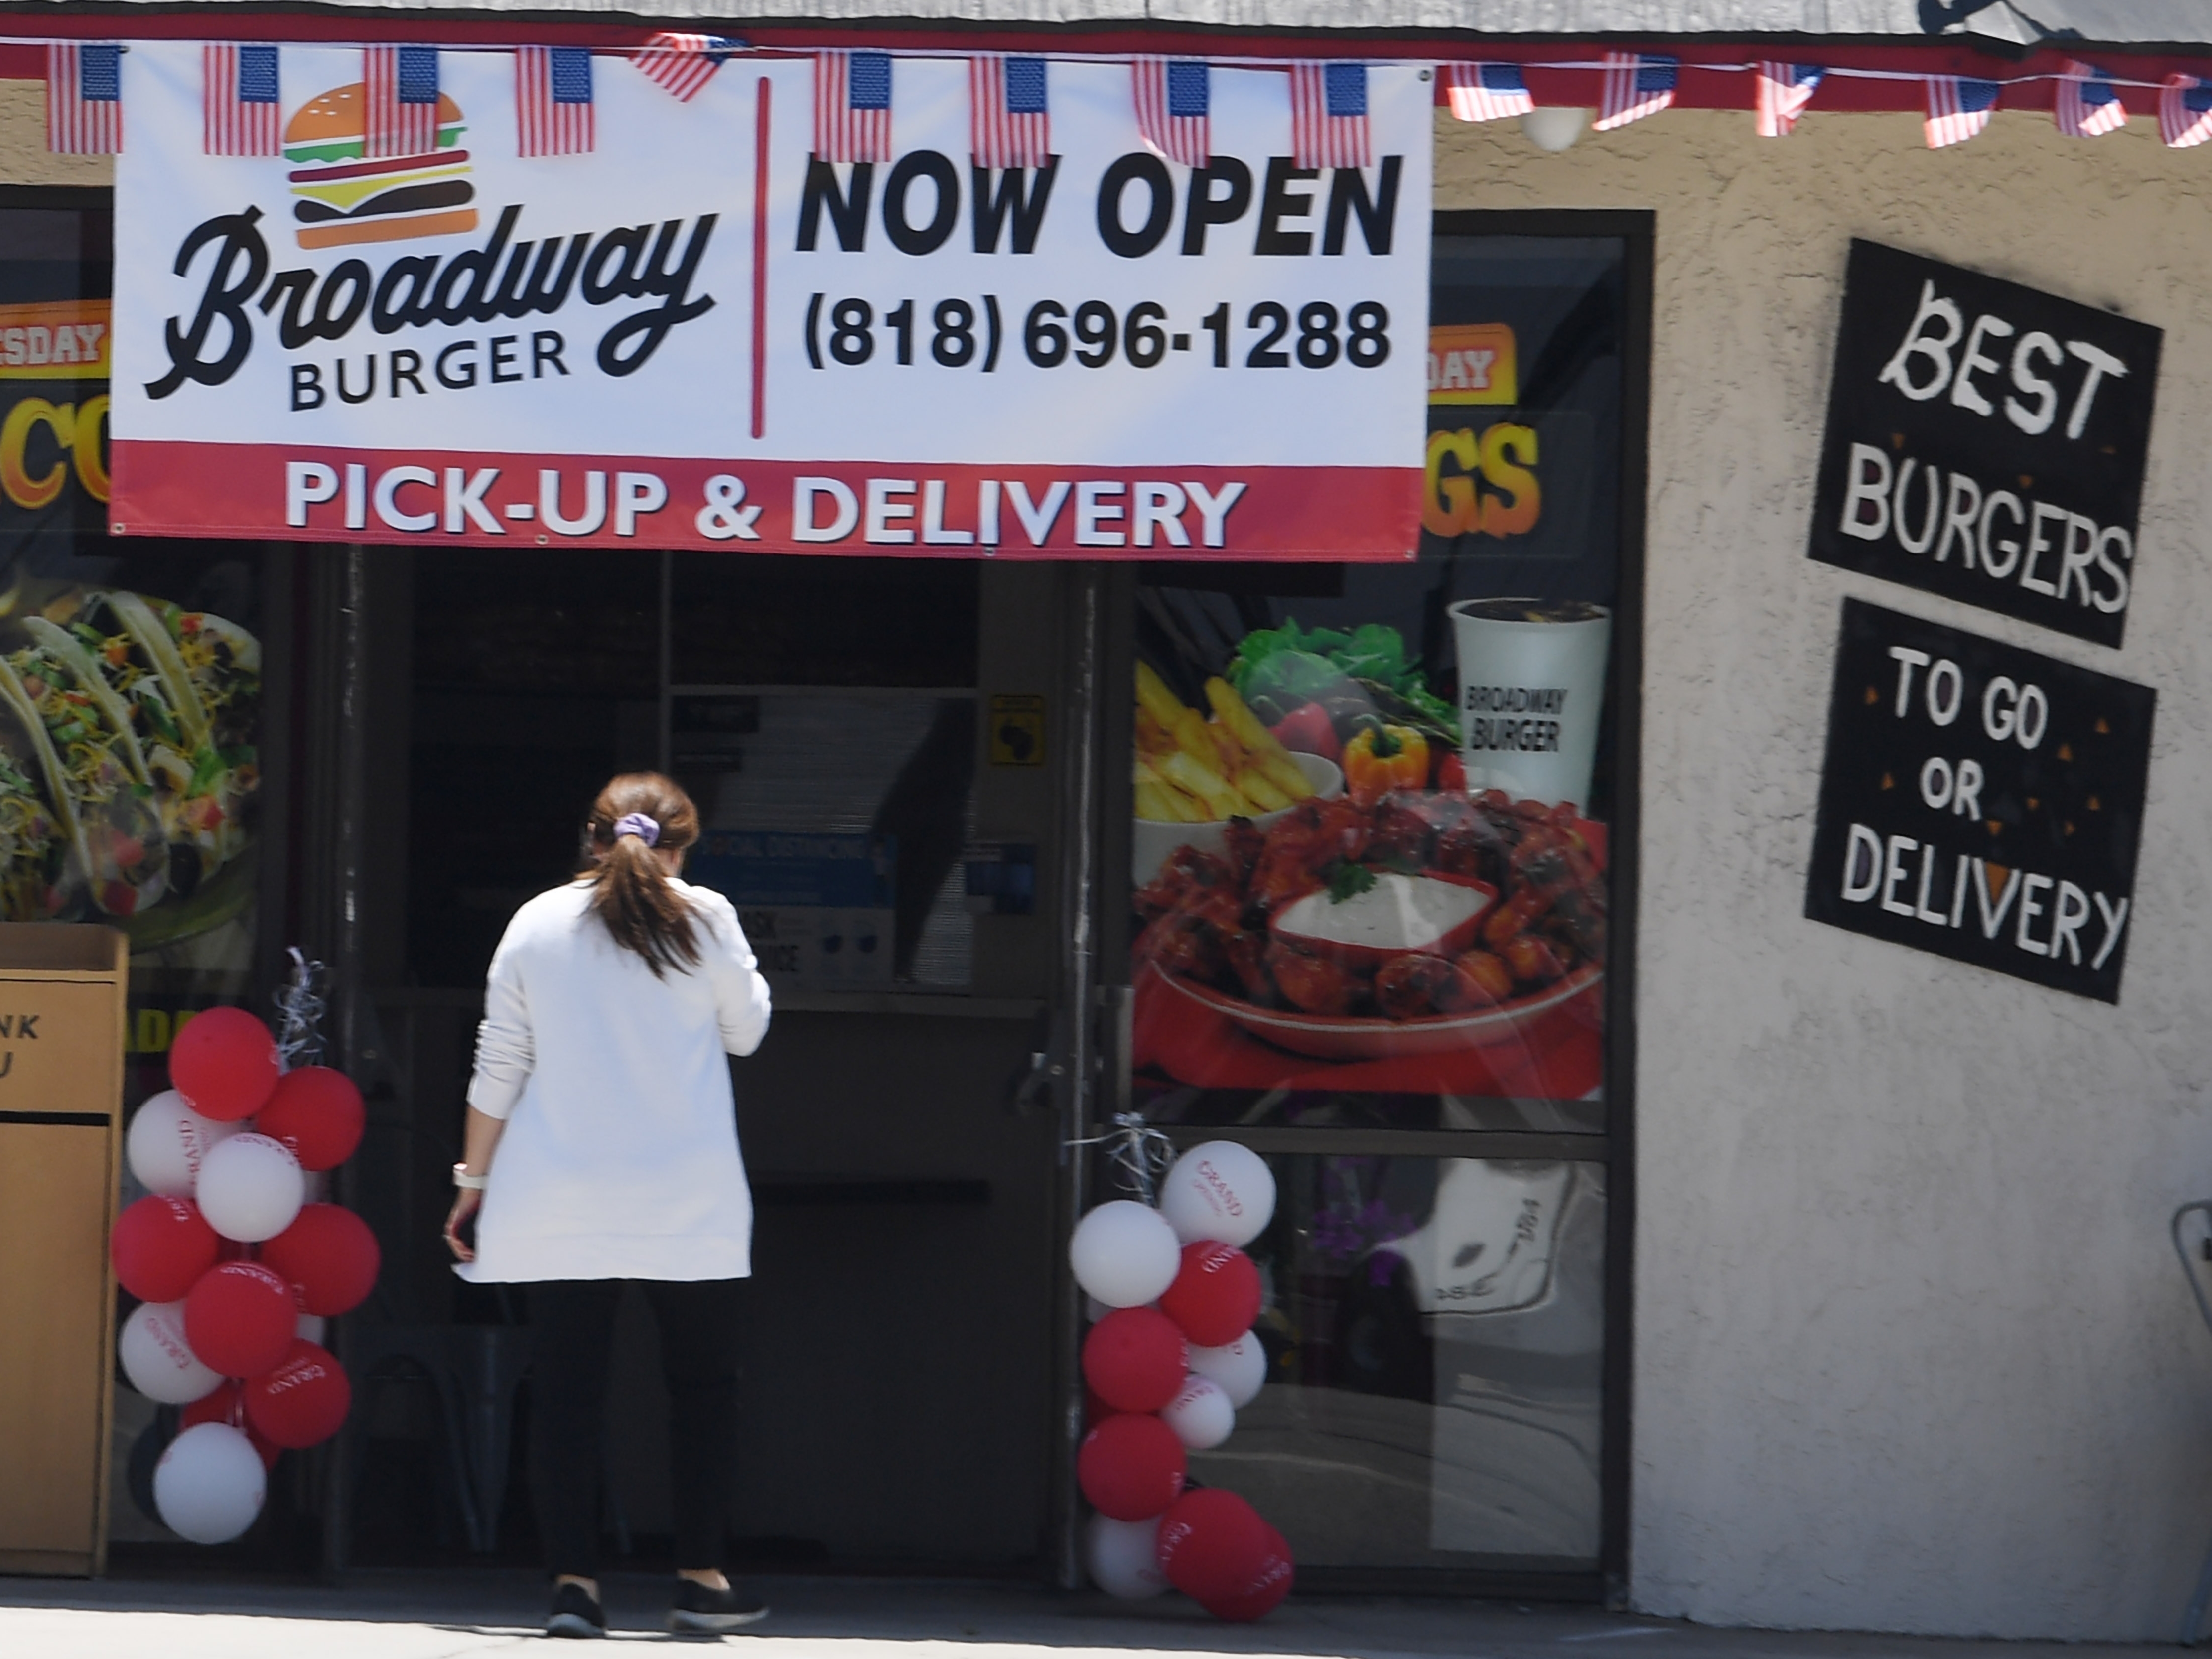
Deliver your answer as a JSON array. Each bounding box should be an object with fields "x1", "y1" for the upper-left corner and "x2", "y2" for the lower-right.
[{"x1": 109, "y1": 42, "x2": 1431, "y2": 558}]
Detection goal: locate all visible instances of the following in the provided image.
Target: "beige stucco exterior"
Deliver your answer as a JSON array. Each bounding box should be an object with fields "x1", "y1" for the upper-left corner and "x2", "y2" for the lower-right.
[
  {"x1": 1440, "y1": 106, "x2": 2212, "y2": 1640},
  {"x1": 0, "y1": 81, "x2": 110, "y2": 186}
]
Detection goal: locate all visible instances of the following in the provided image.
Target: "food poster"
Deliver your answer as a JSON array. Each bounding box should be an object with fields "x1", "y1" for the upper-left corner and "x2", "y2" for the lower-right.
[
  {"x1": 1, "y1": 204, "x2": 266, "y2": 1096},
  {"x1": 1130, "y1": 234, "x2": 1629, "y2": 1131}
]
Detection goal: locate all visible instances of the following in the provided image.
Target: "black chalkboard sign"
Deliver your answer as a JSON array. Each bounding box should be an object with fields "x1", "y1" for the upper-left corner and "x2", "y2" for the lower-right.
[
  {"x1": 1804, "y1": 599, "x2": 2153, "y2": 1002},
  {"x1": 1809, "y1": 241, "x2": 2161, "y2": 648}
]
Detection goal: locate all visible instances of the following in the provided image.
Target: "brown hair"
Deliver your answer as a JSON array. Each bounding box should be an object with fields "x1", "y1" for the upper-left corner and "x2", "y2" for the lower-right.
[{"x1": 579, "y1": 773, "x2": 703, "y2": 978}]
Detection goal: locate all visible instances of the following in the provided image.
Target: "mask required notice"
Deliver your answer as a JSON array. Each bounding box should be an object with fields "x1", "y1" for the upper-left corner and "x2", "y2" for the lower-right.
[
  {"x1": 1804, "y1": 599, "x2": 2153, "y2": 1003},
  {"x1": 106, "y1": 43, "x2": 1430, "y2": 558},
  {"x1": 1808, "y1": 240, "x2": 2161, "y2": 648}
]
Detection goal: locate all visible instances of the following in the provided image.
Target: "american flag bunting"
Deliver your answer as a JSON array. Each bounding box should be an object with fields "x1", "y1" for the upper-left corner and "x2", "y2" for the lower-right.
[
  {"x1": 1444, "y1": 63, "x2": 1534, "y2": 124},
  {"x1": 1133, "y1": 57, "x2": 1210, "y2": 166},
  {"x1": 203, "y1": 43, "x2": 279, "y2": 157},
  {"x1": 1289, "y1": 62, "x2": 1371, "y2": 168},
  {"x1": 814, "y1": 49, "x2": 893, "y2": 163},
  {"x1": 1595, "y1": 52, "x2": 1676, "y2": 131},
  {"x1": 1754, "y1": 62, "x2": 1824, "y2": 137},
  {"x1": 970, "y1": 54, "x2": 1050, "y2": 169},
  {"x1": 46, "y1": 43, "x2": 122, "y2": 156},
  {"x1": 1925, "y1": 75, "x2": 2000, "y2": 148},
  {"x1": 365, "y1": 46, "x2": 440, "y2": 158},
  {"x1": 2161, "y1": 74, "x2": 2212, "y2": 147},
  {"x1": 517, "y1": 46, "x2": 594, "y2": 157},
  {"x1": 2055, "y1": 60, "x2": 2128, "y2": 137},
  {"x1": 634, "y1": 33, "x2": 740, "y2": 104}
]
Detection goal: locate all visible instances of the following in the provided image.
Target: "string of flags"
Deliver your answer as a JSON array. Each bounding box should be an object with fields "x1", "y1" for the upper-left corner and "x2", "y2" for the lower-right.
[{"x1": 38, "y1": 39, "x2": 2212, "y2": 160}]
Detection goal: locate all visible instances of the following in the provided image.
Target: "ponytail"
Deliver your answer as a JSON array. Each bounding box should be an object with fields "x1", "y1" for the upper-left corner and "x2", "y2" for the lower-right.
[{"x1": 580, "y1": 773, "x2": 703, "y2": 978}]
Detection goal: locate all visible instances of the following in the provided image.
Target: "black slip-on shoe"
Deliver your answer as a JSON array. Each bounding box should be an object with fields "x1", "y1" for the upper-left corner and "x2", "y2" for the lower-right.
[
  {"x1": 669, "y1": 1579, "x2": 769, "y2": 1634},
  {"x1": 547, "y1": 1581, "x2": 606, "y2": 1639}
]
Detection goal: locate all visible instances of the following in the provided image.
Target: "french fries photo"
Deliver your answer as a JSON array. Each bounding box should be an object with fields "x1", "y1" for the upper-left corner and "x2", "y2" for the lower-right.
[{"x1": 1134, "y1": 665, "x2": 1319, "y2": 824}]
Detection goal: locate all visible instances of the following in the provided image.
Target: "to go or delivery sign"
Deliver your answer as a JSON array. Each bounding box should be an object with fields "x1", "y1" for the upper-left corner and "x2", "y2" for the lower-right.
[{"x1": 108, "y1": 43, "x2": 1430, "y2": 559}]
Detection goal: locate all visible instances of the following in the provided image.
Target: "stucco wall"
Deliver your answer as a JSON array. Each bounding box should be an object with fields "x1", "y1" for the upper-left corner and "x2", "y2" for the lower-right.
[
  {"x1": 1438, "y1": 107, "x2": 2212, "y2": 1640},
  {"x1": 0, "y1": 81, "x2": 110, "y2": 187}
]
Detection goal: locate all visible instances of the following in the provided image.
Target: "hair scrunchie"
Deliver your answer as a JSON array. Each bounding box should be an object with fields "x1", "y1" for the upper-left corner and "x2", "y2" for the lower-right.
[{"x1": 612, "y1": 813, "x2": 661, "y2": 847}]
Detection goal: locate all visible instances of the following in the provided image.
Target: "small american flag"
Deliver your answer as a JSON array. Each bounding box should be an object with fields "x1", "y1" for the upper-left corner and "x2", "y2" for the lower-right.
[
  {"x1": 1925, "y1": 75, "x2": 1999, "y2": 148},
  {"x1": 203, "y1": 44, "x2": 279, "y2": 157},
  {"x1": 1289, "y1": 62, "x2": 1370, "y2": 168},
  {"x1": 2055, "y1": 60, "x2": 2128, "y2": 137},
  {"x1": 1754, "y1": 62, "x2": 1823, "y2": 137},
  {"x1": 365, "y1": 46, "x2": 440, "y2": 159},
  {"x1": 1133, "y1": 58, "x2": 1209, "y2": 166},
  {"x1": 634, "y1": 33, "x2": 740, "y2": 104},
  {"x1": 1595, "y1": 52, "x2": 1675, "y2": 131},
  {"x1": 814, "y1": 49, "x2": 892, "y2": 163},
  {"x1": 46, "y1": 43, "x2": 121, "y2": 156},
  {"x1": 2160, "y1": 74, "x2": 2212, "y2": 147},
  {"x1": 1444, "y1": 63, "x2": 1533, "y2": 124},
  {"x1": 970, "y1": 55, "x2": 1050, "y2": 169},
  {"x1": 517, "y1": 46, "x2": 593, "y2": 157}
]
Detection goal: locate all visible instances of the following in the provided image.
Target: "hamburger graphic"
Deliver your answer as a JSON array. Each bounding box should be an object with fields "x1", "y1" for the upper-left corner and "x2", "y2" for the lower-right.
[{"x1": 284, "y1": 83, "x2": 476, "y2": 251}]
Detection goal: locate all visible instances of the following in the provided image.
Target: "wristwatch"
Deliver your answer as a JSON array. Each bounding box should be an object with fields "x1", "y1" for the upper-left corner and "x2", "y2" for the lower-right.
[{"x1": 452, "y1": 1163, "x2": 488, "y2": 1190}]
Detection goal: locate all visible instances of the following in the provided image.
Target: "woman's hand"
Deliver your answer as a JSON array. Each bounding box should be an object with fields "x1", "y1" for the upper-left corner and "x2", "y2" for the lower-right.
[{"x1": 443, "y1": 1187, "x2": 483, "y2": 1263}]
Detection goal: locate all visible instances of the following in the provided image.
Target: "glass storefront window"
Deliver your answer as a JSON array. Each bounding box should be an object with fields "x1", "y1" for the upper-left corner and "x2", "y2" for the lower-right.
[
  {"x1": 1115, "y1": 218, "x2": 1641, "y2": 1580},
  {"x1": 1186, "y1": 1151, "x2": 1605, "y2": 1569},
  {"x1": 0, "y1": 195, "x2": 273, "y2": 1090}
]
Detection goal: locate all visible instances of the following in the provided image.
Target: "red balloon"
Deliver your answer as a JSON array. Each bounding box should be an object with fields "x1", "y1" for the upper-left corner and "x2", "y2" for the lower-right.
[
  {"x1": 1077, "y1": 1412, "x2": 1186, "y2": 1521},
  {"x1": 260, "y1": 1204, "x2": 380, "y2": 1317},
  {"x1": 110, "y1": 1195, "x2": 219, "y2": 1303},
  {"x1": 255, "y1": 1067, "x2": 364, "y2": 1172},
  {"x1": 244, "y1": 1340, "x2": 351, "y2": 1449},
  {"x1": 169, "y1": 1007, "x2": 281, "y2": 1123},
  {"x1": 1083, "y1": 1307, "x2": 1188, "y2": 1414},
  {"x1": 1158, "y1": 1243, "x2": 1263, "y2": 1347},
  {"x1": 1157, "y1": 1487, "x2": 1270, "y2": 1605},
  {"x1": 180, "y1": 1381, "x2": 281, "y2": 1469},
  {"x1": 184, "y1": 1260, "x2": 297, "y2": 1378},
  {"x1": 1202, "y1": 1523, "x2": 1294, "y2": 1621}
]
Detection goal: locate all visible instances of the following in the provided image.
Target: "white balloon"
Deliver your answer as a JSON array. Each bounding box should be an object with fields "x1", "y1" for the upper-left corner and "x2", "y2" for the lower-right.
[
  {"x1": 126, "y1": 1090, "x2": 241, "y2": 1198},
  {"x1": 1188, "y1": 1330, "x2": 1269, "y2": 1409},
  {"x1": 1161, "y1": 1373, "x2": 1236, "y2": 1450},
  {"x1": 1069, "y1": 1201, "x2": 1182, "y2": 1309},
  {"x1": 119, "y1": 1300, "x2": 222, "y2": 1405},
  {"x1": 195, "y1": 1133, "x2": 305, "y2": 1243},
  {"x1": 154, "y1": 1423, "x2": 266, "y2": 1544},
  {"x1": 1084, "y1": 1511, "x2": 1169, "y2": 1599},
  {"x1": 1160, "y1": 1142, "x2": 1276, "y2": 1247},
  {"x1": 295, "y1": 1313, "x2": 328, "y2": 1346}
]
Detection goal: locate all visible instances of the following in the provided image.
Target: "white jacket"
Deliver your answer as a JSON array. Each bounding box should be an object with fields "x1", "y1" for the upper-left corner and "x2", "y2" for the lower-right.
[{"x1": 459, "y1": 878, "x2": 773, "y2": 1283}]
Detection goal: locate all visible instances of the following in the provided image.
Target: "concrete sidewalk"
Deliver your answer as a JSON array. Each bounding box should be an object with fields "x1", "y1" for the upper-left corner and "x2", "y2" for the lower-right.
[{"x1": 0, "y1": 1573, "x2": 2167, "y2": 1659}]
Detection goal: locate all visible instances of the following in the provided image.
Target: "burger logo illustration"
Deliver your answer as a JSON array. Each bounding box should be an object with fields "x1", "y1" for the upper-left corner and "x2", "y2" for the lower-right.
[{"x1": 283, "y1": 83, "x2": 476, "y2": 251}]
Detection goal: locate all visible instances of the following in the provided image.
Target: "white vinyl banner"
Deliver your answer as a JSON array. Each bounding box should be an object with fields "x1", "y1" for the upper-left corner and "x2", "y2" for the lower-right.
[{"x1": 109, "y1": 42, "x2": 1431, "y2": 557}]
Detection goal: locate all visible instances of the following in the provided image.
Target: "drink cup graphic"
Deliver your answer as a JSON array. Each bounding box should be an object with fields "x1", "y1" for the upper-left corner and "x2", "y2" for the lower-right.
[{"x1": 1448, "y1": 599, "x2": 1612, "y2": 810}]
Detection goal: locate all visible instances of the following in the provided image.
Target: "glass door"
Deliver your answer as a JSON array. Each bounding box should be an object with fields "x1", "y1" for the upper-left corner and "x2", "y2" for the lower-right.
[{"x1": 1103, "y1": 212, "x2": 1649, "y2": 1594}]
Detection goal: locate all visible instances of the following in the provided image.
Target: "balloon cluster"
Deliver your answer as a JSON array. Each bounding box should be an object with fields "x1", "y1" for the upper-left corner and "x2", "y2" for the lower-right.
[
  {"x1": 1071, "y1": 1140, "x2": 1292, "y2": 1621},
  {"x1": 112, "y1": 1003, "x2": 373, "y2": 1545}
]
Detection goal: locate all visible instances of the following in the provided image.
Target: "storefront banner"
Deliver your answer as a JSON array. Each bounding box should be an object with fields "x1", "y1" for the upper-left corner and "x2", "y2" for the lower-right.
[
  {"x1": 108, "y1": 42, "x2": 1431, "y2": 559},
  {"x1": 1805, "y1": 598, "x2": 2153, "y2": 1003},
  {"x1": 1808, "y1": 240, "x2": 2161, "y2": 648}
]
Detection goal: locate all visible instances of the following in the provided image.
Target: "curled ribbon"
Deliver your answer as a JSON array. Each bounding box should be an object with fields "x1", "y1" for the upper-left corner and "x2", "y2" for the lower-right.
[
  {"x1": 271, "y1": 946, "x2": 329, "y2": 1073},
  {"x1": 1067, "y1": 1111, "x2": 1175, "y2": 1205}
]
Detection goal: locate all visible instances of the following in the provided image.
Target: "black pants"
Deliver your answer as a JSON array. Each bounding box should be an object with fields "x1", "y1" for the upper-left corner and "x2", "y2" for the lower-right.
[{"x1": 528, "y1": 1278, "x2": 743, "y2": 1578}]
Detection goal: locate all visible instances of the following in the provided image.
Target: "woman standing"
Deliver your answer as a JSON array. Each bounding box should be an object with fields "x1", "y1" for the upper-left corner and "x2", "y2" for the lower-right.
[{"x1": 443, "y1": 774, "x2": 773, "y2": 1639}]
